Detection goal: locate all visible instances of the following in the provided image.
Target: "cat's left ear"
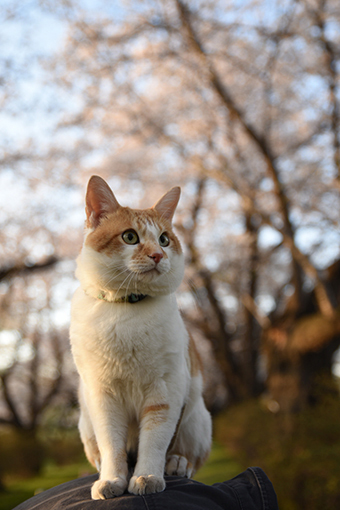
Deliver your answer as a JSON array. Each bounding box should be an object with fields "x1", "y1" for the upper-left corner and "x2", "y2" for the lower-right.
[{"x1": 152, "y1": 187, "x2": 181, "y2": 223}]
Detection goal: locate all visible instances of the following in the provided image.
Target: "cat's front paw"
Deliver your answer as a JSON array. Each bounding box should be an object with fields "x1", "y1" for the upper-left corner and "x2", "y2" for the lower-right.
[
  {"x1": 91, "y1": 477, "x2": 127, "y2": 499},
  {"x1": 166, "y1": 454, "x2": 193, "y2": 478},
  {"x1": 128, "y1": 475, "x2": 166, "y2": 495}
]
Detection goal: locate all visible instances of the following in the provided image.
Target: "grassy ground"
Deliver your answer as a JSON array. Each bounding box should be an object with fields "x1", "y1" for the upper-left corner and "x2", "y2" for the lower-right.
[
  {"x1": 0, "y1": 442, "x2": 241, "y2": 510},
  {"x1": 0, "y1": 459, "x2": 95, "y2": 510},
  {"x1": 194, "y1": 441, "x2": 242, "y2": 485}
]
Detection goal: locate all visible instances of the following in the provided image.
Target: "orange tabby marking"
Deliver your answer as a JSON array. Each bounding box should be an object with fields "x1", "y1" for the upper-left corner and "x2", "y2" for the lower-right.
[{"x1": 142, "y1": 404, "x2": 170, "y2": 430}]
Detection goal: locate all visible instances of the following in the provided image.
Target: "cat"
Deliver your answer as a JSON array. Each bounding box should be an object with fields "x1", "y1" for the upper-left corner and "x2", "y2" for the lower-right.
[{"x1": 70, "y1": 175, "x2": 212, "y2": 500}]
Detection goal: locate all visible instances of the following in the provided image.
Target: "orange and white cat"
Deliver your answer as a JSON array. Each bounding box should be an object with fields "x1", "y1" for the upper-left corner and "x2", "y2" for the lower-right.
[{"x1": 70, "y1": 175, "x2": 211, "y2": 500}]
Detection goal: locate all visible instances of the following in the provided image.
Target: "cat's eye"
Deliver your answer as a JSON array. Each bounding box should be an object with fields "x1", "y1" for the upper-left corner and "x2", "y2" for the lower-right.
[
  {"x1": 159, "y1": 233, "x2": 170, "y2": 247},
  {"x1": 122, "y1": 230, "x2": 139, "y2": 245}
]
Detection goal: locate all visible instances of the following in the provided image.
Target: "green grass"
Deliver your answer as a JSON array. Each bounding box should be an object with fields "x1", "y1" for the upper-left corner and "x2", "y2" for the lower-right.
[
  {"x1": 0, "y1": 442, "x2": 240, "y2": 510},
  {"x1": 194, "y1": 441, "x2": 242, "y2": 485},
  {"x1": 0, "y1": 460, "x2": 95, "y2": 510}
]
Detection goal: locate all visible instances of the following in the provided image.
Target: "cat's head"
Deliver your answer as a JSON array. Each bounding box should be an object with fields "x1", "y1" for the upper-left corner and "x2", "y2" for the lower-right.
[{"x1": 76, "y1": 175, "x2": 184, "y2": 300}]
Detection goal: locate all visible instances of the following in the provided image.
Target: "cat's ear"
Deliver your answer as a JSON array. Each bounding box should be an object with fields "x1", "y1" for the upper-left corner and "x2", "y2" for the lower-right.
[
  {"x1": 153, "y1": 187, "x2": 181, "y2": 223},
  {"x1": 85, "y1": 175, "x2": 120, "y2": 229}
]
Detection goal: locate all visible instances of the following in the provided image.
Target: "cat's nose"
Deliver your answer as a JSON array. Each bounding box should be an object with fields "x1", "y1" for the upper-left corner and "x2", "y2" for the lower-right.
[{"x1": 149, "y1": 252, "x2": 163, "y2": 264}]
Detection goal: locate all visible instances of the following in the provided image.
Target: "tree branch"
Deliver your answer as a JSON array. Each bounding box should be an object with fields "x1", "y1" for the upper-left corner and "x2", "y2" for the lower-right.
[
  {"x1": 242, "y1": 293, "x2": 271, "y2": 330},
  {"x1": 0, "y1": 374, "x2": 23, "y2": 429},
  {"x1": 175, "y1": 0, "x2": 303, "y2": 301},
  {"x1": 175, "y1": 0, "x2": 336, "y2": 318},
  {"x1": 310, "y1": 0, "x2": 340, "y2": 183},
  {"x1": 37, "y1": 333, "x2": 63, "y2": 417},
  {"x1": 0, "y1": 256, "x2": 59, "y2": 283}
]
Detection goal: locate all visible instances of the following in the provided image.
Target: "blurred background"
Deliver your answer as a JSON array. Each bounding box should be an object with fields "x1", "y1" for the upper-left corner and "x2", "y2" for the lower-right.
[{"x1": 0, "y1": 0, "x2": 339, "y2": 508}]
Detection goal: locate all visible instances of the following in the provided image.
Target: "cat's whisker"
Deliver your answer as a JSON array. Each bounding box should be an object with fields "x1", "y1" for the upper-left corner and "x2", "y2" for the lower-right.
[
  {"x1": 124, "y1": 272, "x2": 135, "y2": 301},
  {"x1": 99, "y1": 262, "x2": 130, "y2": 287},
  {"x1": 100, "y1": 261, "x2": 127, "y2": 274},
  {"x1": 104, "y1": 268, "x2": 130, "y2": 287},
  {"x1": 102, "y1": 268, "x2": 126, "y2": 281},
  {"x1": 112, "y1": 270, "x2": 136, "y2": 301}
]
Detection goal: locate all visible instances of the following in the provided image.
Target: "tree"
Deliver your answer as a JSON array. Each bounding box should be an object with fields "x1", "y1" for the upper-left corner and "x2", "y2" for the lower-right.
[
  {"x1": 0, "y1": 0, "x2": 339, "y2": 418},
  {"x1": 44, "y1": 0, "x2": 340, "y2": 411},
  {"x1": 0, "y1": 259, "x2": 76, "y2": 432}
]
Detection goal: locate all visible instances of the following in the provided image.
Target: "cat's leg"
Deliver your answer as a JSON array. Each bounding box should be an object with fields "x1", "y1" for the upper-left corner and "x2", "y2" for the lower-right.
[
  {"x1": 79, "y1": 404, "x2": 100, "y2": 471},
  {"x1": 165, "y1": 453, "x2": 194, "y2": 477},
  {"x1": 166, "y1": 389, "x2": 212, "y2": 477},
  {"x1": 128, "y1": 399, "x2": 182, "y2": 495},
  {"x1": 81, "y1": 385, "x2": 129, "y2": 500}
]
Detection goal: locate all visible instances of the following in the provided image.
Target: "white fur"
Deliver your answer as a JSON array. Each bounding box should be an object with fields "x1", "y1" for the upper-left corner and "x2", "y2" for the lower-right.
[{"x1": 70, "y1": 207, "x2": 211, "y2": 500}]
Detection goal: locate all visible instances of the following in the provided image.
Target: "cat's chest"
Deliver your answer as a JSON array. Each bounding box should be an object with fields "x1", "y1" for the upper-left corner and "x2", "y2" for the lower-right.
[
  {"x1": 95, "y1": 318, "x2": 164, "y2": 373},
  {"x1": 71, "y1": 292, "x2": 186, "y2": 383}
]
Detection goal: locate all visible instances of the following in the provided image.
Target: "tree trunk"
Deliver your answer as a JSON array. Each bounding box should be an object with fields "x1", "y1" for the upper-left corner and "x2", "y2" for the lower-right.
[{"x1": 264, "y1": 310, "x2": 340, "y2": 413}]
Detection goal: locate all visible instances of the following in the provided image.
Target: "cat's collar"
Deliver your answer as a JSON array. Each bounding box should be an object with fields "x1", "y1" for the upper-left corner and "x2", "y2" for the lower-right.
[{"x1": 97, "y1": 291, "x2": 148, "y2": 304}]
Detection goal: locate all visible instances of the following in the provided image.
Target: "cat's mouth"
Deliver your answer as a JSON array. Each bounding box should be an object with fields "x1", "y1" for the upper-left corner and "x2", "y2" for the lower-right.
[
  {"x1": 137, "y1": 267, "x2": 161, "y2": 276},
  {"x1": 131, "y1": 266, "x2": 165, "y2": 280}
]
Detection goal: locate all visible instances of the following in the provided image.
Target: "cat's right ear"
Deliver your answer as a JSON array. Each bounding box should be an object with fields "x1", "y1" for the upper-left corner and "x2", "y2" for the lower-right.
[
  {"x1": 85, "y1": 175, "x2": 120, "y2": 229},
  {"x1": 152, "y1": 187, "x2": 181, "y2": 223}
]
